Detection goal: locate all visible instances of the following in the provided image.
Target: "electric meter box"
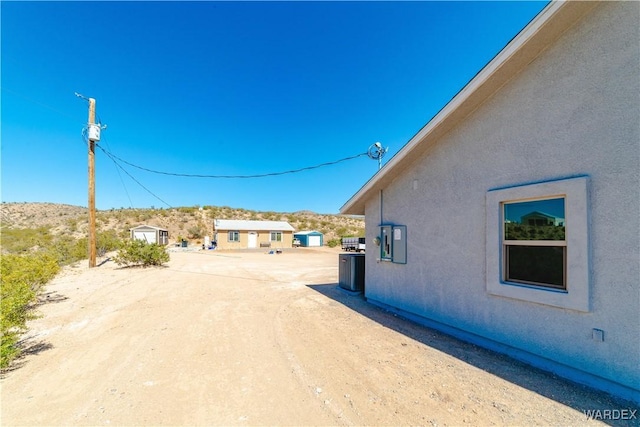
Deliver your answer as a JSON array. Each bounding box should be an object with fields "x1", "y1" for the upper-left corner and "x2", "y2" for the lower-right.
[{"x1": 88, "y1": 124, "x2": 101, "y2": 142}]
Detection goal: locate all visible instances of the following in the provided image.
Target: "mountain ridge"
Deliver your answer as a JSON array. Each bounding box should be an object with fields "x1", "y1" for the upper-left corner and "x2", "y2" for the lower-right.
[{"x1": 1, "y1": 202, "x2": 364, "y2": 244}]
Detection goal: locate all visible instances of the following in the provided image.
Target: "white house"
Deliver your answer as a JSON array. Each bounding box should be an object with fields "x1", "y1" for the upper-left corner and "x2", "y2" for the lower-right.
[{"x1": 341, "y1": 1, "x2": 639, "y2": 403}]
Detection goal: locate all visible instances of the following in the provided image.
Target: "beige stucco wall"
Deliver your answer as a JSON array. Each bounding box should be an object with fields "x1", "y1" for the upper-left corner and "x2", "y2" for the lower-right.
[
  {"x1": 214, "y1": 229, "x2": 293, "y2": 250},
  {"x1": 361, "y1": 1, "x2": 639, "y2": 401}
]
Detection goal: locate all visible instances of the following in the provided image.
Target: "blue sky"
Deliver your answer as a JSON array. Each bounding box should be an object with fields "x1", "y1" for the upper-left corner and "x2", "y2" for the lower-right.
[{"x1": 2, "y1": 1, "x2": 548, "y2": 214}]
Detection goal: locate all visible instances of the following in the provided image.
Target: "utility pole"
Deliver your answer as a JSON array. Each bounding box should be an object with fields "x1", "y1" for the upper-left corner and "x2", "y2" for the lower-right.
[{"x1": 87, "y1": 98, "x2": 97, "y2": 268}]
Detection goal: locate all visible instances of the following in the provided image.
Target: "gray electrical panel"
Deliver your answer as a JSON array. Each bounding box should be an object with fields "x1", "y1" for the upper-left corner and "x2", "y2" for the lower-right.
[{"x1": 379, "y1": 224, "x2": 407, "y2": 264}]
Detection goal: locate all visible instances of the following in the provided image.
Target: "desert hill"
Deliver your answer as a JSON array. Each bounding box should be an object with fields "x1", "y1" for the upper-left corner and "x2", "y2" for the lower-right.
[{"x1": 0, "y1": 202, "x2": 364, "y2": 245}]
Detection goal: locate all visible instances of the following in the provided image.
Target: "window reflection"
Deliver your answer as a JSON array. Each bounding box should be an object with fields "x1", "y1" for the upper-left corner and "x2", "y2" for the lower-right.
[{"x1": 504, "y1": 198, "x2": 565, "y2": 241}]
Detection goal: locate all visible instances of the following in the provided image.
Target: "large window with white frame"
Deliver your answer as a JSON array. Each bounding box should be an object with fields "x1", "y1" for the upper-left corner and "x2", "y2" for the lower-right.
[
  {"x1": 486, "y1": 176, "x2": 589, "y2": 312},
  {"x1": 228, "y1": 231, "x2": 240, "y2": 242}
]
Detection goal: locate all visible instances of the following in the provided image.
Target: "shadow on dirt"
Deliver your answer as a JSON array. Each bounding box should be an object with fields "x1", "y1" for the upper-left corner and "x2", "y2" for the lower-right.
[
  {"x1": 307, "y1": 283, "x2": 638, "y2": 426},
  {"x1": 38, "y1": 291, "x2": 69, "y2": 304},
  {"x1": 114, "y1": 264, "x2": 170, "y2": 270},
  {"x1": 1, "y1": 339, "x2": 54, "y2": 378}
]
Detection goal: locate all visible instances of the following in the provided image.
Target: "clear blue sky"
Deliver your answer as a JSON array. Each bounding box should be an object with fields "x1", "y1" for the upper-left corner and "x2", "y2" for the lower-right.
[{"x1": 1, "y1": 1, "x2": 548, "y2": 214}]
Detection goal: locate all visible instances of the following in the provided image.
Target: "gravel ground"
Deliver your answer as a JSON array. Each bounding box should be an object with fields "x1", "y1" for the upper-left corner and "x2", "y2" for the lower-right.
[{"x1": 1, "y1": 247, "x2": 637, "y2": 426}]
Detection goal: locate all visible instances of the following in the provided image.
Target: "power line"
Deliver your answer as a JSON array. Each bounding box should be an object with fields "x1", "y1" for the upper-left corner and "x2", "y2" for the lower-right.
[
  {"x1": 83, "y1": 131, "x2": 135, "y2": 209},
  {"x1": 2, "y1": 86, "x2": 81, "y2": 121},
  {"x1": 99, "y1": 135, "x2": 134, "y2": 208},
  {"x1": 94, "y1": 141, "x2": 368, "y2": 209},
  {"x1": 97, "y1": 145, "x2": 173, "y2": 208},
  {"x1": 96, "y1": 146, "x2": 369, "y2": 179},
  {"x1": 84, "y1": 127, "x2": 171, "y2": 208}
]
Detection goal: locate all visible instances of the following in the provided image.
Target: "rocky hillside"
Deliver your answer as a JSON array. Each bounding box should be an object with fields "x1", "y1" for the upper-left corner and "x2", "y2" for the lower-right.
[{"x1": 1, "y1": 202, "x2": 364, "y2": 245}]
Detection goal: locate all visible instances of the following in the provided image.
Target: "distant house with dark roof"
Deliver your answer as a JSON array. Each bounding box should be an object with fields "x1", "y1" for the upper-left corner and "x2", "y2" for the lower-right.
[{"x1": 521, "y1": 211, "x2": 564, "y2": 227}]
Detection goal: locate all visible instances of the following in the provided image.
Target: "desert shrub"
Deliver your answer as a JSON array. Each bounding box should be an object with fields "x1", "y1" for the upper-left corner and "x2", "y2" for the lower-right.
[
  {"x1": 187, "y1": 226, "x2": 205, "y2": 239},
  {"x1": 47, "y1": 235, "x2": 86, "y2": 266},
  {"x1": 96, "y1": 230, "x2": 123, "y2": 254},
  {"x1": 113, "y1": 239, "x2": 169, "y2": 267},
  {"x1": 1, "y1": 253, "x2": 59, "y2": 368},
  {"x1": 0, "y1": 227, "x2": 54, "y2": 253},
  {"x1": 326, "y1": 238, "x2": 341, "y2": 248},
  {"x1": 206, "y1": 207, "x2": 221, "y2": 219},
  {"x1": 66, "y1": 218, "x2": 79, "y2": 232},
  {"x1": 177, "y1": 206, "x2": 197, "y2": 215},
  {"x1": 335, "y1": 227, "x2": 348, "y2": 237}
]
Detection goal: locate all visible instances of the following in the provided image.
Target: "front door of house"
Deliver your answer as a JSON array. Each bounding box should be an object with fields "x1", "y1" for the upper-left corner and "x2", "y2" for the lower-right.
[{"x1": 247, "y1": 232, "x2": 257, "y2": 248}]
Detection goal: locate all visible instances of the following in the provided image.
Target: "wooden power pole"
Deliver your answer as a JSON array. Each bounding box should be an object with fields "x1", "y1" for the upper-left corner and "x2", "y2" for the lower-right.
[{"x1": 87, "y1": 98, "x2": 97, "y2": 268}]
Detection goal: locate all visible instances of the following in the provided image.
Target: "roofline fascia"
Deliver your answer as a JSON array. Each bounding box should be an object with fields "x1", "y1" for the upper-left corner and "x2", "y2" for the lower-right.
[{"x1": 340, "y1": 0, "x2": 598, "y2": 215}]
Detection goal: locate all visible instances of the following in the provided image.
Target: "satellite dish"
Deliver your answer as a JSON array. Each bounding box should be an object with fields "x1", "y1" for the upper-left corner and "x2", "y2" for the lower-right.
[{"x1": 367, "y1": 142, "x2": 388, "y2": 170}]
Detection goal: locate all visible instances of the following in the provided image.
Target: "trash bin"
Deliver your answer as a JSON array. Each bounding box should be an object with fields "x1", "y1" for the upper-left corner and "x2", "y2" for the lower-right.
[{"x1": 181, "y1": 240, "x2": 188, "y2": 248}]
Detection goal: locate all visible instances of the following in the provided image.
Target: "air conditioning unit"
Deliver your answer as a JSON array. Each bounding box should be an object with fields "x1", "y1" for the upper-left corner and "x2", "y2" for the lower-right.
[{"x1": 339, "y1": 253, "x2": 365, "y2": 292}]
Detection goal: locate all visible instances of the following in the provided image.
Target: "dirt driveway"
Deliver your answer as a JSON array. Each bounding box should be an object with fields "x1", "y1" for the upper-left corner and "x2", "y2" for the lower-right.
[{"x1": 1, "y1": 247, "x2": 636, "y2": 426}]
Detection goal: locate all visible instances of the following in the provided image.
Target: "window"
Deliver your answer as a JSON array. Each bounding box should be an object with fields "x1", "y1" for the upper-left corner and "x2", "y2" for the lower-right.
[
  {"x1": 228, "y1": 231, "x2": 239, "y2": 242},
  {"x1": 503, "y1": 198, "x2": 566, "y2": 289},
  {"x1": 270, "y1": 231, "x2": 282, "y2": 242},
  {"x1": 486, "y1": 177, "x2": 589, "y2": 312}
]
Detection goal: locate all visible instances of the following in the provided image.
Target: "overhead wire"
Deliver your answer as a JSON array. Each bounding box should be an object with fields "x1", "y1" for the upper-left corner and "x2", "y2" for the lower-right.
[
  {"x1": 8, "y1": 87, "x2": 370, "y2": 206},
  {"x1": 91, "y1": 139, "x2": 368, "y2": 210},
  {"x1": 83, "y1": 128, "x2": 170, "y2": 208},
  {"x1": 99, "y1": 134, "x2": 135, "y2": 209},
  {"x1": 1, "y1": 86, "x2": 80, "y2": 121},
  {"x1": 96, "y1": 144, "x2": 173, "y2": 208},
  {"x1": 96, "y1": 147, "x2": 369, "y2": 179},
  {"x1": 10, "y1": 85, "x2": 371, "y2": 206},
  {"x1": 92, "y1": 139, "x2": 368, "y2": 209},
  {"x1": 10, "y1": 88, "x2": 369, "y2": 180}
]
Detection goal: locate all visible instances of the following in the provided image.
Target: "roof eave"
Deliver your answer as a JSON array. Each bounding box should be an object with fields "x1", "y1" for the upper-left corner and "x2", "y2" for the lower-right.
[{"x1": 340, "y1": 0, "x2": 598, "y2": 216}]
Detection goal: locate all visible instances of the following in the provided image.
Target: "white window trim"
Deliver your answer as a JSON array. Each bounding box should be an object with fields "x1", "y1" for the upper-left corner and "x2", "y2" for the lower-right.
[
  {"x1": 503, "y1": 197, "x2": 567, "y2": 289},
  {"x1": 228, "y1": 231, "x2": 240, "y2": 242},
  {"x1": 486, "y1": 176, "x2": 590, "y2": 312}
]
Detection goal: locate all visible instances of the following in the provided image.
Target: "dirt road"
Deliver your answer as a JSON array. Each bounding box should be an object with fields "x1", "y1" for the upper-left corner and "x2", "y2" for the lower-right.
[{"x1": 1, "y1": 248, "x2": 635, "y2": 426}]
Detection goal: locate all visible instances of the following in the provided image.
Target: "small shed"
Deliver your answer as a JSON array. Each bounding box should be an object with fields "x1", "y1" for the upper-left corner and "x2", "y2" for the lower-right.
[
  {"x1": 130, "y1": 225, "x2": 169, "y2": 245},
  {"x1": 294, "y1": 230, "x2": 324, "y2": 247}
]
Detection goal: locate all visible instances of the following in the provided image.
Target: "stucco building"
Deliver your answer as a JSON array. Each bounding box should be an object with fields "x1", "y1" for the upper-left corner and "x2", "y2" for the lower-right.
[{"x1": 341, "y1": 1, "x2": 639, "y2": 403}]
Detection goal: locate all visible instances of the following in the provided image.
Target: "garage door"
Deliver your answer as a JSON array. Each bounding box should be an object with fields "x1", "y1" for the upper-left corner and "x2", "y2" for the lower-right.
[
  {"x1": 308, "y1": 235, "x2": 321, "y2": 247},
  {"x1": 134, "y1": 231, "x2": 156, "y2": 244}
]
